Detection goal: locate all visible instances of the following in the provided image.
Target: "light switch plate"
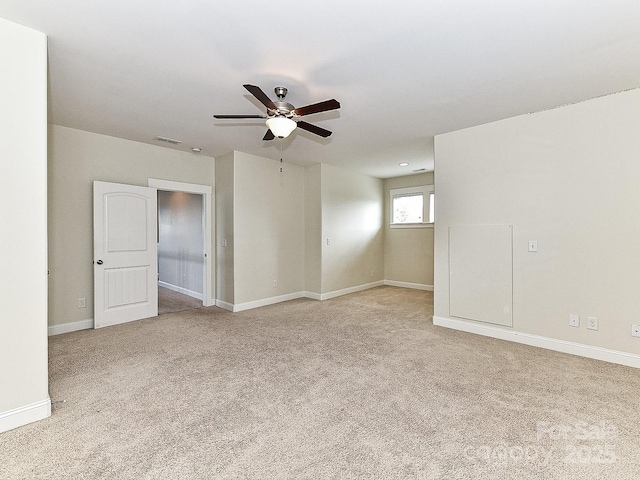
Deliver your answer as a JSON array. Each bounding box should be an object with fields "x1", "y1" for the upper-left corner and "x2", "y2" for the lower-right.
[{"x1": 528, "y1": 240, "x2": 538, "y2": 252}]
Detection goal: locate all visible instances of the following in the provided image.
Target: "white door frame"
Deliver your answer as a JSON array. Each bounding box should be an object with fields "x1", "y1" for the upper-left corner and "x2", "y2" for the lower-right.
[{"x1": 148, "y1": 178, "x2": 213, "y2": 307}]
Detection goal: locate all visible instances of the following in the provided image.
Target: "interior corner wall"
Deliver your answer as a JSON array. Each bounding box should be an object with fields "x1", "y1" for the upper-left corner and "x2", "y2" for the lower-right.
[
  {"x1": 48, "y1": 125, "x2": 215, "y2": 328},
  {"x1": 434, "y1": 88, "x2": 640, "y2": 357},
  {"x1": 320, "y1": 164, "x2": 384, "y2": 294},
  {"x1": 216, "y1": 157, "x2": 383, "y2": 307},
  {"x1": 383, "y1": 172, "x2": 435, "y2": 288},
  {"x1": 233, "y1": 151, "x2": 305, "y2": 305},
  {"x1": 0, "y1": 18, "x2": 50, "y2": 431}
]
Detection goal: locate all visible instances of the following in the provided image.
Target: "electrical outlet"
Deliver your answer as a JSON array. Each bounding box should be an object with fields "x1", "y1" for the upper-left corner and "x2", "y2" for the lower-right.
[
  {"x1": 222, "y1": 239, "x2": 227, "y2": 247},
  {"x1": 587, "y1": 316, "x2": 598, "y2": 331},
  {"x1": 77, "y1": 297, "x2": 86, "y2": 308},
  {"x1": 273, "y1": 280, "x2": 277, "y2": 288},
  {"x1": 632, "y1": 324, "x2": 640, "y2": 337},
  {"x1": 326, "y1": 238, "x2": 331, "y2": 245},
  {"x1": 569, "y1": 314, "x2": 580, "y2": 327}
]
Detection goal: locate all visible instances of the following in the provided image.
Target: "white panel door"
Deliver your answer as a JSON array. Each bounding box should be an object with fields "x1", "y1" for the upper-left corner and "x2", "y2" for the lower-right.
[{"x1": 93, "y1": 181, "x2": 158, "y2": 328}]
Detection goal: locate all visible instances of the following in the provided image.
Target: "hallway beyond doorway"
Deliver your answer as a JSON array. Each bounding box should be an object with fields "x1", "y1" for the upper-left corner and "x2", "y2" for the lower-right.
[{"x1": 158, "y1": 286, "x2": 202, "y2": 315}]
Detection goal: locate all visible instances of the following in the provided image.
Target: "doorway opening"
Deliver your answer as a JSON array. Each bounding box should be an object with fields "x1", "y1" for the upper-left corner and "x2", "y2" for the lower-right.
[
  {"x1": 149, "y1": 179, "x2": 213, "y2": 315},
  {"x1": 157, "y1": 190, "x2": 205, "y2": 315}
]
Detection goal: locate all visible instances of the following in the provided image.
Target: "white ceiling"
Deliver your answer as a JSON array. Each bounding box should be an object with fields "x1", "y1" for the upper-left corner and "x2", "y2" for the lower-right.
[{"x1": 2, "y1": 1, "x2": 640, "y2": 178}]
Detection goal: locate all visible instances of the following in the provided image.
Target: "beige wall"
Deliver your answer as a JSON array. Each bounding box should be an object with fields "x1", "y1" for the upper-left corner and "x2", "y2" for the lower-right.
[
  {"x1": 49, "y1": 130, "x2": 386, "y2": 319},
  {"x1": 214, "y1": 152, "x2": 235, "y2": 306},
  {"x1": 48, "y1": 125, "x2": 215, "y2": 327},
  {"x1": 383, "y1": 173, "x2": 434, "y2": 288},
  {"x1": 304, "y1": 164, "x2": 322, "y2": 293},
  {"x1": 0, "y1": 18, "x2": 49, "y2": 430},
  {"x1": 434, "y1": 88, "x2": 640, "y2": 356},
  {"x1": 216, "y1": 157, "x2": 385, "y2": 303},
  {"x1": 234, "y1": 152, "x2": 305, "y2": 304},
  {"x1": 320, "y1": 164, "x2": 384, "y2": 294}
]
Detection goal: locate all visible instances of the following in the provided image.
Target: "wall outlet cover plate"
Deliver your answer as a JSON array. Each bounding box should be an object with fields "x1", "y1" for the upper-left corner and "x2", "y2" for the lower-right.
[{"x1": 569, "y1": 314, "x2": 580, "y2": 327}]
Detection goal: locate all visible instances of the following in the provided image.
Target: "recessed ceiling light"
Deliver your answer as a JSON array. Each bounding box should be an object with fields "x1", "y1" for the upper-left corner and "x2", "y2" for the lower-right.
[
  {"x1": 191, "y1": 147, "x2": 201, "y2": 153},
  {"x1": 399, "y1": 162, "x2": 409, "y2": 166}
]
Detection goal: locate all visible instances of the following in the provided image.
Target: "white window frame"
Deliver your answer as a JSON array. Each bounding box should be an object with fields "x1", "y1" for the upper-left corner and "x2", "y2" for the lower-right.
[{"x1": 390, "y1": 185, "x2": 434, "y2": 229}]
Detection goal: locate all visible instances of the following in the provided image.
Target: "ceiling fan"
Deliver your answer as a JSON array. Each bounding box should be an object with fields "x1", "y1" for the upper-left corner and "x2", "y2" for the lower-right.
[{"x1": 214, "y1": 84, "x2": 340, "y2": 141}]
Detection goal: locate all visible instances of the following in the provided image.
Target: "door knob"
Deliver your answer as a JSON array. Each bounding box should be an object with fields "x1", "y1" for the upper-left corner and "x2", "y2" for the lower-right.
[{"x1": 96, "y1": 260, "x2": 103, "y2": 265}]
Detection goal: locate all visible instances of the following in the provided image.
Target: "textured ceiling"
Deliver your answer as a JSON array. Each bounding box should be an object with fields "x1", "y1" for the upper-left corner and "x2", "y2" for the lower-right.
[{"x1": 2, "y1": 1, "x2": 640, "y2": 178}]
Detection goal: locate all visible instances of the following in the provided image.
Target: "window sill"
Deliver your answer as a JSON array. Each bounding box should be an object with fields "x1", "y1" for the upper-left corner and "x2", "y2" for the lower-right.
[{"x1": 390, "y1": 223, "x2": 434, "y2": 229}]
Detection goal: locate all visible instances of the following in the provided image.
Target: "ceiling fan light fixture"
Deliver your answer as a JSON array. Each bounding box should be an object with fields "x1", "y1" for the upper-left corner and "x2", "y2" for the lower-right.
[{"x1": 266, "y1": 117, "x2": 296, "y2": 138}]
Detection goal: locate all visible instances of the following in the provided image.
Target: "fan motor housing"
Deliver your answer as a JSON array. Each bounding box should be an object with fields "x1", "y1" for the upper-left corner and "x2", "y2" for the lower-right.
[{"x1": 270, "y1": 100, "x2": 296, "y2": 117}]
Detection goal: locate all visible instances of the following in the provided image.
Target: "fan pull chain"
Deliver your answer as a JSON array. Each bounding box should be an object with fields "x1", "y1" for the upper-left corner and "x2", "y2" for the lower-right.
[{"x1": 279, "y1": 138, "x2": 283, "y2": 173}]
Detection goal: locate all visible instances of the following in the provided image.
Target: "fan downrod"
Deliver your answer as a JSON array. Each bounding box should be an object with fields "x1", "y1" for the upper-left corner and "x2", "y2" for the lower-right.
[{"x1": 274, "y1": 86, "x2": 288, "y2": 100}]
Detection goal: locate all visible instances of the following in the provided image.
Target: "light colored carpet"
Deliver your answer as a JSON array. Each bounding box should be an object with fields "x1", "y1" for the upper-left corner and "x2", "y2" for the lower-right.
[
  {"x1": 1, "y1": 286, "x2": 639, "y2": 479},
  {"x1": 158, "y1": 286, "x2": 203, "y2": 315}
]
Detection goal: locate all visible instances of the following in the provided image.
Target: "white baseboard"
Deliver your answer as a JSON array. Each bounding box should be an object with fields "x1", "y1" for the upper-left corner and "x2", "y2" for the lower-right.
[
  {"x1": 233, "y1": 291, "x2": 307, "y2": 313},
  {"x1": 50, "y1": 283, "x2": 412, "y2": 322},
  {"x1": 217, "y1": 282, "x2": 388, "y2": 312},
  {"x1": 433, "y1": 315, "x2": 640, "y2": 369},
  {"x1": 0, "y1": 398, "x2": 51, "y2": 433},
  {"x1": 215, "y1": 299, "x2": 234, "y2": 312},
  {"x1": 384, "y1": 280, "x2": 434, "y2": 291},
  {"x1": 316, "y1": 281, "x2": 385, "y2": 301},
  {"x1": 158, "y1": 281, "x2": 203, "y2": 301},
  {"x1": 304, "y1": 291, "x2": 322, "y2": 301},
  {"x1": 48, "y1": 318, "x2": 94, "y2": 336}
]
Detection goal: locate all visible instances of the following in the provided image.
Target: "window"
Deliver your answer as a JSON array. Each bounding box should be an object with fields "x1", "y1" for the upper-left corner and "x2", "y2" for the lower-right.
[{"x1": 390, "y1": 185, "x2": 434, "y2": 228}]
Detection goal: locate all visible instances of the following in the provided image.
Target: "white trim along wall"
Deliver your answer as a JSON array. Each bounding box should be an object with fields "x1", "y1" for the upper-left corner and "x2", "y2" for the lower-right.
[
  {"x1": 51, "y1": 279, "x2": 432, "y2": 333},
  {"x1": 434, "y1": 316, "x2": 640, "y2": 369}
]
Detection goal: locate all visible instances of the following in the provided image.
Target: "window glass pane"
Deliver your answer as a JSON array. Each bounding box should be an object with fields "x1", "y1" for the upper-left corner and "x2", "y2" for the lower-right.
[
  {"x1": 393, "y1": 194, "x2": 423, "y2": 223},
  {"x1": 429, "y1": 192, "x2": 435, "y2": 223}
]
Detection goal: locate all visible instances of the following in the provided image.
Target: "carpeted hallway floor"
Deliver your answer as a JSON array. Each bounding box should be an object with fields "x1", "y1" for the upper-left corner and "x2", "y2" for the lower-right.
[
  {"x1": 158, "y1": 286, "x2": 203, "y2": 315},
  {"x1": 1, "y1": 286, "x2": 639, "y2": 479}
]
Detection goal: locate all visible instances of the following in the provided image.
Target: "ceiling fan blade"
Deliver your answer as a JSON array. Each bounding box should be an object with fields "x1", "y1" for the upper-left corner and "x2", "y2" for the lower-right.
[
  {"x1": 296, "y1": 121, "x2": 332, "y2": 138},
  {"x1": 213, "y1": 114, "x2": 266, "y2": 119},
  {"x1": 293, "y1": 99, "x2": 340, "y2": 117},
  {"x1": 243, "y1": 84, "x2": 276, "y2": 110},
  {"x1": 263, "y1": 129, "x2": 275, "y2": 141}
]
